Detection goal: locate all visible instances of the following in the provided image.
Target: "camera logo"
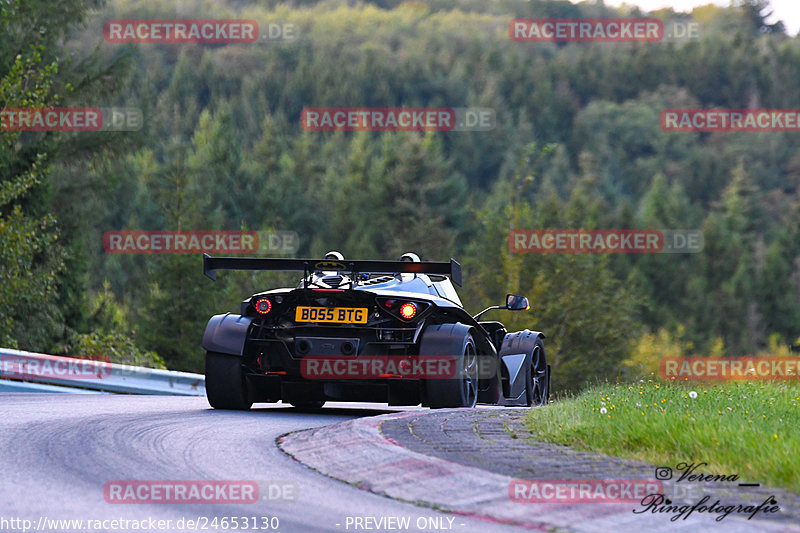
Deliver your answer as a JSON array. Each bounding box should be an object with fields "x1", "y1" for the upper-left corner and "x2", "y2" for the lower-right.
[{"x1": 655, "y1": 467, "x2": 673, "y2": 480}]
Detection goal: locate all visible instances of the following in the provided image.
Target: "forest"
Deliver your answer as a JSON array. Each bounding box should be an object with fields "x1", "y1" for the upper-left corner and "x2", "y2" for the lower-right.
[{"x1": 2, "y1": 0, "x2": 799, "y2": 391}]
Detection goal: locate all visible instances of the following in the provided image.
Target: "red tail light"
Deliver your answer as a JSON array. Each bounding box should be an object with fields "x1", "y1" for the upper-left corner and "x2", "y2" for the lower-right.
[
  {"x1": 376, "y1": 297, "x2": 427, "y2": 320},
  {"x1": 399, "y1": 302, "x2": 417, "y2": 319},
  {"x1": 255, "y1": 298, "x2": 272, "y2": 314}
]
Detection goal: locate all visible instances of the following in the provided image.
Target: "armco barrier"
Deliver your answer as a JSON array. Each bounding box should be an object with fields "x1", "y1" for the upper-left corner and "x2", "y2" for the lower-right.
[
  {"x1": 0, "y1": 348, "x2": 205, "y2": 396},
  {"x1": 0, "y1": 380, "x2": 104, "y2": 393}
]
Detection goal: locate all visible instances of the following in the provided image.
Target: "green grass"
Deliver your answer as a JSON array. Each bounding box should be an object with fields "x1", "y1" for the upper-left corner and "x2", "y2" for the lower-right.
[{"x1": 525, "y1": 380, "x2": 800, "y2": 493}]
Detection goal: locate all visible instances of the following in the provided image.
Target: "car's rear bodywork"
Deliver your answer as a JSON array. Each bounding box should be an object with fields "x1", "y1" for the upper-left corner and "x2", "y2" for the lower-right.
[{"x1": 201, "y1": 253, "x2": 550, "y2": 409}]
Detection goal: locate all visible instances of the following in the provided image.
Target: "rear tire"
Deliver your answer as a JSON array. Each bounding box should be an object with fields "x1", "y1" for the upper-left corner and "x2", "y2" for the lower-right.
[
  {"x1": 425, "y1": 333, "x2": 478, "y2": 408},
  {"x1": 205, "y1": 352, "x2": 252, "y2": 410}
]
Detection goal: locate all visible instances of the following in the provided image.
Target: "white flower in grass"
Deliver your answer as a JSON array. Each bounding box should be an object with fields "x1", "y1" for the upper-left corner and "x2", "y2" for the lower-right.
[
  {"x1": 689, "y1": 391, "x2": 698, "y2": 399},
  {"x1": 600, "y1": 407, "x2": 608, "y2": 414}
]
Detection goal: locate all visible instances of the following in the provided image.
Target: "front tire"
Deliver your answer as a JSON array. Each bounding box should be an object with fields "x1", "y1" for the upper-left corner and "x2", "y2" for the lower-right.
[
  {"x1": 525, "y1": 338, "x2": 549, "y2": 407},
  {"x1": 205, "y1": 352, "x2": 252, "y2": 410}
]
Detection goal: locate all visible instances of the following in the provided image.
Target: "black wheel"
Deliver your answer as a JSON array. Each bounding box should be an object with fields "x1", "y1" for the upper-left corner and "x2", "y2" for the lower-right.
[
  {"x1": 289, "y1": 400, "x2": 325, "y2": 410},
  {"x1": 525, "y1": 338, "x2": 549, "y2": 407},
  {"x1": 205, "y1": 352, "x2": 252, "y2": 410},
  {"x1": 426, "y1": 333, "x2": 479, "y2": 408}
]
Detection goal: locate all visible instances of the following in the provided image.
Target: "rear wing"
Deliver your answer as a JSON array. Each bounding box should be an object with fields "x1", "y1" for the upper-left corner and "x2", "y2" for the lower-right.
[{"x1": 202, "y1": 254, "x2": 462, "y2": 286}]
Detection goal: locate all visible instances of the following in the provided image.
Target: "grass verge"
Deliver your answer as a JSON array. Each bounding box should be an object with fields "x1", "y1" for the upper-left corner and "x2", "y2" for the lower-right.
[{"x1": 524, "y1": 380, "x2": 800, "y2": 493}]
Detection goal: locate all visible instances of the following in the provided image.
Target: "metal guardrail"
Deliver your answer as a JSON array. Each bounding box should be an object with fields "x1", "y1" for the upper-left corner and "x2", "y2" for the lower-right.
[
  {"x1": 0, "y1": 379, "x2": 104, "y2": 393},
  {"x1": 0, "y1": 348, "x2": 205, "y2": 396}
]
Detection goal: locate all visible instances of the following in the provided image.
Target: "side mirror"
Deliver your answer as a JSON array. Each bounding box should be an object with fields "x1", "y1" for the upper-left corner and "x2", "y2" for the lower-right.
[{"x1": 506, "y1": 294, "x2": 530, "y2": 311}]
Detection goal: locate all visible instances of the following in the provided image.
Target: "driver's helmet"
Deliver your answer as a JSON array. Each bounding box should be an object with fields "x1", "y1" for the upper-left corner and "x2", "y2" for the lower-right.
[
  {"x1": 398, "y1": 252, "x2": 420, "y2": 262},
  {"x1": 306, "y1": 250, "x2": 347, "y2": 288},
  {"x1": 313, "y1": 250, "x2": 345, "y2": 274}
]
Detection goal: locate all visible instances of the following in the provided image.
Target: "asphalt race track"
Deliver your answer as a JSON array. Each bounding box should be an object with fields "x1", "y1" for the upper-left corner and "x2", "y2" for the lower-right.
[{"x1": 0, "y1": 394, "x2": 524, "y2": 533}]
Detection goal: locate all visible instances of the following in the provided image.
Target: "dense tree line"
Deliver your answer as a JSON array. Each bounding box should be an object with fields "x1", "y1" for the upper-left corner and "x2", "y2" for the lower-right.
[{"x1": 2, "y1": 0, "x2": 800, "y2": 391}]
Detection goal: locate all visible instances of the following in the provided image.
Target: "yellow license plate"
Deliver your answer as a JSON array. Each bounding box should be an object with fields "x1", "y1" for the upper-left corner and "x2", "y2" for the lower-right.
[{"x1": 295, "y1": 306, "x2": 368, "y2": 324}]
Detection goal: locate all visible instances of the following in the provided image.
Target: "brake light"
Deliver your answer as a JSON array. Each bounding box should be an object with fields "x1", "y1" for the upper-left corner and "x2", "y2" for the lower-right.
[
  {"x1": 255, "y1": 298, "x2": 272, "y2": 314},
  {"x1": 399, "y1": 302, "x2": 417, "y2": 319}
]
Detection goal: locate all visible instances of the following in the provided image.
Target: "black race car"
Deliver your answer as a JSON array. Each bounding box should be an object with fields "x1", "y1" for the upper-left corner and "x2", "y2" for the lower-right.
[{"x1": 201, "y1": 251, "x2": 550, "y2": 410}]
